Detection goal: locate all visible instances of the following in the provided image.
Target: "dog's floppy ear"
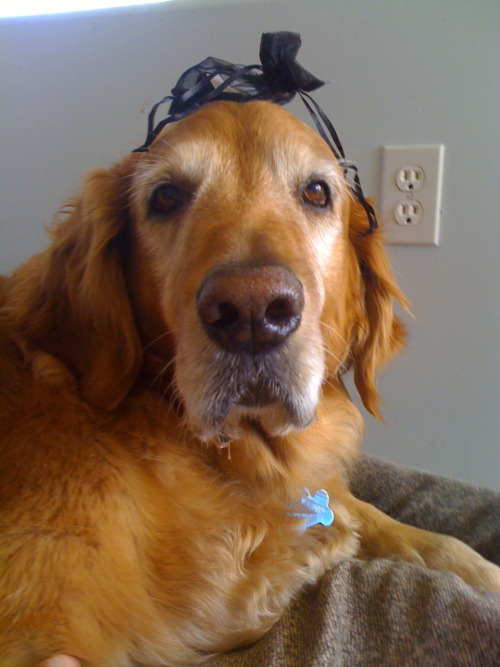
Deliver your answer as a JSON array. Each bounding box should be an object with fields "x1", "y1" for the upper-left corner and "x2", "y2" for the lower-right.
[
  {"x1": 8, "y1": 161, "x2": 142, "y2": 410},
  {"x1": 349, "y1": 199, "x2": 409, "y2": 419}
]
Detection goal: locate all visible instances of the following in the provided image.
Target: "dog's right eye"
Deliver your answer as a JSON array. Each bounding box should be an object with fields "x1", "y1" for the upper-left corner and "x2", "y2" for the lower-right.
[
  {"x1": 301, "y1": 181, "x2": 330, "y2": 209},
  {"x1": 150, "y1": 184, "x2": 183, "y2": 215}
]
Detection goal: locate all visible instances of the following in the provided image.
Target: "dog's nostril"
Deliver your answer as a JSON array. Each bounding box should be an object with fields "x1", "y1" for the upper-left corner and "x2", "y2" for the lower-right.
[
  {"x1": 214, "y1": 302, "x2": 239, "y2": 328},
  {"x1": 265, "y1": 297, "x2": 299, "y2": 324},
  {"x1": 198, "y1": 299, "x2": 240, "y2": 332}
]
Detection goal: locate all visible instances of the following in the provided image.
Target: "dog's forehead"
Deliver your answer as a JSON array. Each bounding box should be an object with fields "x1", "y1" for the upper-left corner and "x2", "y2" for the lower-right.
[{"x1": 151, "y1": 100, "x2": 337, "y2": 173}]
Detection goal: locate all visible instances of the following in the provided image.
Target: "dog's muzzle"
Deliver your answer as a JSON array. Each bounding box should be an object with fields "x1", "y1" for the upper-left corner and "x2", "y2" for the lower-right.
[{"x1": 187, "y1": 262, "x2": 319, "y2": 438}]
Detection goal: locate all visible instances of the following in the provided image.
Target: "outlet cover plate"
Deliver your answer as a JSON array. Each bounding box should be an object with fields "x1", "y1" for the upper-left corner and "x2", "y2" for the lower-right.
[{"x1": 380, "y1": 145, "x2": 444, "y2": 246}]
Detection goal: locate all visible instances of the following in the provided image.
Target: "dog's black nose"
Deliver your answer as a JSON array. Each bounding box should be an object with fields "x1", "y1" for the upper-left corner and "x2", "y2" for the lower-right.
[{"x1": 197, "y1": 264, "x2": 304, "y2": 354}]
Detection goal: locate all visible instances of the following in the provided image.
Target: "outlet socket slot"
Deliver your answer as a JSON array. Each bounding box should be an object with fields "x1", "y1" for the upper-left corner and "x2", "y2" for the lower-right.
[{"x1": 396, "y1": 166, "x2": 425, "y2": 192}]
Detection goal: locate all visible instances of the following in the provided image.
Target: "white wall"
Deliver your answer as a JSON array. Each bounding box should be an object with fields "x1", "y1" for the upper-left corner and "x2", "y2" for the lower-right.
[{"x1": 1, "y1": 0, "x2": 499, "y2": 489}]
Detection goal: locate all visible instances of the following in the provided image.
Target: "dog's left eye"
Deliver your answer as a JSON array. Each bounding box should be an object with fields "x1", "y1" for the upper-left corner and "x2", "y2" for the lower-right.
[
  {"x1": 301, "y1": 181, "x2": 329, "y2": 208},
  {"x1": 150, "y1": 184, "x2": 183, "y2": 215}
]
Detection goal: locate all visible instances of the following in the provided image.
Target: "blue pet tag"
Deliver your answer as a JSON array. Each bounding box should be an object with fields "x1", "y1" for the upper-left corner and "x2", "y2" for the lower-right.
[{"x1": 292, "y1": 489, "x2": 334, "y2": 531}]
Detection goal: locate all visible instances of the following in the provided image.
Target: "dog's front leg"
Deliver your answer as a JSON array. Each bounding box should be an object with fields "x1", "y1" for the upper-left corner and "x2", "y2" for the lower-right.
[{"x1": 345, "y1": 495, "x2": 500, "y2": 593}]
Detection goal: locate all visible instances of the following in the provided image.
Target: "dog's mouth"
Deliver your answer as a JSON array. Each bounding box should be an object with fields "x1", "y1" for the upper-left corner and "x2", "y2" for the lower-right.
[{"x1": 175, "y1": 344, "x2": 323, "y2": 443}]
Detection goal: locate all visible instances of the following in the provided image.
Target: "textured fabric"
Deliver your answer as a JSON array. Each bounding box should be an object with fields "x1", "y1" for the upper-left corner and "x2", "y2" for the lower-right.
[{"x1": 208, "y1": 456, "x2": 500, "y2": 666}]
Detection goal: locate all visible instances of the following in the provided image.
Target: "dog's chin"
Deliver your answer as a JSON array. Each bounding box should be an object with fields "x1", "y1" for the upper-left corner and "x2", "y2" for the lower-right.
[
  {"x1": 186, "y1": 386, "x2": 318, "y2": 444},
  {"x1": 176, "y1": 340, "x2": 325, "y2": 444},
  {"x1": 227, "y1": 401, "x2": 315, "y2": 441},
  {"x1": 237, "y1": 379, "x2": 278, "y2": 409}
]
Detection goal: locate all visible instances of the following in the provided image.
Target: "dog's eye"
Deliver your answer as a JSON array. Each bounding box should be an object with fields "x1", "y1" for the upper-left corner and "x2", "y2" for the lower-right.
[
  {"x1": 150, "y1": 184, "x2": 182, "y2": 215},
  {"x1": 301, "y1": 181, "x2": 329, "y2": 208}
]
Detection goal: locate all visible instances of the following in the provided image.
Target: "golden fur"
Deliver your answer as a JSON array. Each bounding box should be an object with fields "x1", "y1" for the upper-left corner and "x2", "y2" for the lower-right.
[{"x1": 1, "y1": 101, "x2": 498, "y2": 667}]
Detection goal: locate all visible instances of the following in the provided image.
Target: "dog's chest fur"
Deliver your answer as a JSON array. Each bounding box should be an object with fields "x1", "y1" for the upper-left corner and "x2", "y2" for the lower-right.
[{"x1": 0, "y1": 339, "x2": 361, "y2": 660}]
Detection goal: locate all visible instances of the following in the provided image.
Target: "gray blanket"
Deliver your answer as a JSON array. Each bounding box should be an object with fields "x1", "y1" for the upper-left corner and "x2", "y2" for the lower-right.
[{"x1": 209, "y1": 457, "x2": 500, "y2": 666}]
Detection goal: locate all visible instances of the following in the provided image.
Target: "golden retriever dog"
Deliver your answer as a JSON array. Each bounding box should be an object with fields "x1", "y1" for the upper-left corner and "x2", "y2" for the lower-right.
[{"x1": 1, "y1": 100, "x2": 499, "y2": 667}]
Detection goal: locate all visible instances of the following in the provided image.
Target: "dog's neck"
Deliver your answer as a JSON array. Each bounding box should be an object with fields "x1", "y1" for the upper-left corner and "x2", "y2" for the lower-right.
[{"x1": 203, "y1": 383, "x2": 363, "y2": 496}]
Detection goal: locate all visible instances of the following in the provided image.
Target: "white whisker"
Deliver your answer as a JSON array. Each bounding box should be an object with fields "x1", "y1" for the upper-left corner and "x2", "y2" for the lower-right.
[{"x1": 320, "y1": 320, "x2": 349, "y2": 349}]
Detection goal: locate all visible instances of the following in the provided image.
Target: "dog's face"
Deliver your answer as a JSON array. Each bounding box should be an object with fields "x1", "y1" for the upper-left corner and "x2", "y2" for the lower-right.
[
  {"x1": 12, "y1": 100, "x2": 405, "y2": 441},
  {"x1": 127, "y1": 101, "x2": 349, "y2": 440},
  {"x1": 119, "y1": 100, "x2": 402, "y2": 441}
]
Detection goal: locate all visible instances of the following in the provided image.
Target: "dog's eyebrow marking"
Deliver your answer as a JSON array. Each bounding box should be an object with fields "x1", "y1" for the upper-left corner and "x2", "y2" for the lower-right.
[
  {"x1": 307, "y1": 161, "x2": 343, "y2": 188},
  {"x1": 135, "y1": 137, "x2": 232, "y2": 204}
]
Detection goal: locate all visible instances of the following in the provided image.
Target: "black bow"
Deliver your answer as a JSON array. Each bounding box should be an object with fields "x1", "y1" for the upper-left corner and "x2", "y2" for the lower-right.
[{"x1": 134, "y1": 32, "x2": 377, "y2": 234}]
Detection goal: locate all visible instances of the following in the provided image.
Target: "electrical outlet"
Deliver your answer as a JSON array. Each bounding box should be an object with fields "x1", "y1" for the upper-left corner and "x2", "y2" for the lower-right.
[{"x1": 380, "y1": 145, "x2": 444, "y2": 246}]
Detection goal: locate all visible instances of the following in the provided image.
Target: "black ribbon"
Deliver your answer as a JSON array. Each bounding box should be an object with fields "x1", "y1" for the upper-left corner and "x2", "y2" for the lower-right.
[{"x1": 133, "y1": 32, "x2": 377, "y2": 234}]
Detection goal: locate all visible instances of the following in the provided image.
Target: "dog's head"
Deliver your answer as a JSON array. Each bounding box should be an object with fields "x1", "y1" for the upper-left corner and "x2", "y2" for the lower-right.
[{"x1": 8, "y1": 101, "x2": 406, "y2": 440}]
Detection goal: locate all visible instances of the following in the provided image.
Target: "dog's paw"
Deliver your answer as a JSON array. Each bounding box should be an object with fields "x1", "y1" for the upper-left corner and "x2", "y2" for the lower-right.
[
  {"x1": 419, "y1": 533, "x2": 500, "y2": 593},
  {"x1": 351, "y1": 499, "x2": 500, "y2": 593}
]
